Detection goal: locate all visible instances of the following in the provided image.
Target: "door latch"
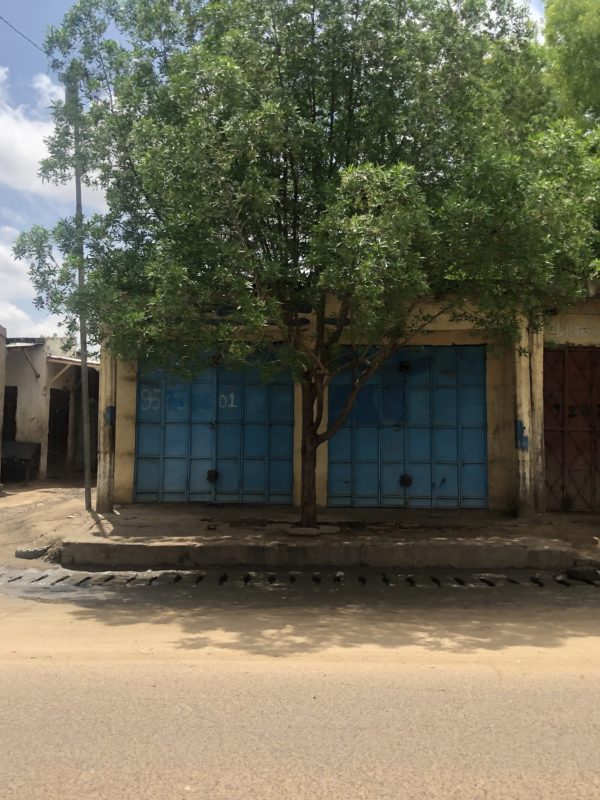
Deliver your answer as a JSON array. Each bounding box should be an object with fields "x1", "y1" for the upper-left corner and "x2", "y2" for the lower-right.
[
  {"x1": 399, "y1": 473, "x2": 412, "y2": 487},
  {"x1": 206, "y1": 469, "x2": 219, "y2": 483}
]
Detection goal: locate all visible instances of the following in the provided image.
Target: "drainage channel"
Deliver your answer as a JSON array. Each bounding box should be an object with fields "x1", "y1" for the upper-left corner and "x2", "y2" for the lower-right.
[{"x1": 1, "y1": 567, "x2": 599, "y2": 592}]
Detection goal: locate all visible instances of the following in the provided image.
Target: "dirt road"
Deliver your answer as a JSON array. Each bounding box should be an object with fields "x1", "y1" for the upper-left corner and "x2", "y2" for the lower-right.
[{"x1": 1, "y1": 577, "x2": 600, "y2": 798}]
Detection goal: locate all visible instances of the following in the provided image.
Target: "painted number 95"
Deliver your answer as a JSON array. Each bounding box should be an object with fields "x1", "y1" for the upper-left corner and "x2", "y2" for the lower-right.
[{"x1": 140, "y1": 387, "x2": 161, "y2": 411}]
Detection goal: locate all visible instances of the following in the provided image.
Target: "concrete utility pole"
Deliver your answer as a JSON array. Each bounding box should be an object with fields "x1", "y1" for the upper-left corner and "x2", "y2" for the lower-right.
[{"x1": 66, "y1": 72, "x2": 93, "y2": 512}]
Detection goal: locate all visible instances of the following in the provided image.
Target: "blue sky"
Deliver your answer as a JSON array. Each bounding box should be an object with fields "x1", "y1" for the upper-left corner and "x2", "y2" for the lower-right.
[
  {"x1": 1, "y1": 0, "x2": 545, "y2": 337},
  {"x1": 0, "y1": 0, "x2": 107, "y2": 337}
]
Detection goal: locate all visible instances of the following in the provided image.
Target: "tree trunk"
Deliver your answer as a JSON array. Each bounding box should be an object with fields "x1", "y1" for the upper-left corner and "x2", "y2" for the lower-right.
[{"x1": 300, "y1": 381, "x2": 319, "y2": 527}]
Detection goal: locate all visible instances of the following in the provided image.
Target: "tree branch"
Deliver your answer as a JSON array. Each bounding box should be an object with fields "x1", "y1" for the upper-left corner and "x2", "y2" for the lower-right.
[
  {"x1": 317, "y1": 302, "x2": 457, "y2": 443},
  {"x1": 317, "y1": 344, "x2": 392, "y2": 444}
]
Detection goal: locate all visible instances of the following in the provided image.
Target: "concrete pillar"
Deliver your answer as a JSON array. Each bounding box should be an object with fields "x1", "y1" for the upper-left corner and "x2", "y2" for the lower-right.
[
  {"x1": 113, "y1": 360, "x2": 137, "y2": 504},
  {"x1": 514, "y1": 320, "x2": 534, "y2": 515},
  {"x1": 529, "y1": 328, "x2": 545, "y2": 513},
  {"x1": 96, "y1": 348, "x2": 117, "y2": 513},
  {"x1": 514, "y1": 320, "x2": 545, "y2": 515}
]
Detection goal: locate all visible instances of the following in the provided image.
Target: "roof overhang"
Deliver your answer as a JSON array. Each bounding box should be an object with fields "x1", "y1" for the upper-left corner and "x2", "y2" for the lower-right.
[{"x1": 47, "y1": 355, "x2": 100, "y2": 370}]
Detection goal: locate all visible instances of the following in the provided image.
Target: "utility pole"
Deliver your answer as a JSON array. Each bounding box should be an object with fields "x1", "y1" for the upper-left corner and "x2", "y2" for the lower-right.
[{"x1": 66, "y1": 69, "x2": 93, "y2": 512}]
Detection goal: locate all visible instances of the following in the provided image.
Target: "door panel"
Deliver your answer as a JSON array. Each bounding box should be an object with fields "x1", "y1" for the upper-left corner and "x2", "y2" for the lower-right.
[
  {"x1": 137, "y1": 424, "x2": 162, "y2": 457},
  {"x1": 135, "y1": 366, "x2": 293, "y2": 503},
  {"x1": 544, "y1": 348, "x2": 600, "y2": 512},
  {"x1": 328, "y1": 346, "x2": 487, "y2": 508}
]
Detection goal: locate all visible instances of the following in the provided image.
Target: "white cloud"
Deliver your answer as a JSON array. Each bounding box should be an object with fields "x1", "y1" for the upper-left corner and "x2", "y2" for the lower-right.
[
  {"x1": 32, "y1": 73, "x2": 64, "y2": 110},
  {"x1": 0, "y1": 237, "x2": 34, "y2": 303},
  {"x1": 0, "y1": 66, "x2": 9, "y2": 103},
  {"x1": 0, "y1": 301, "x2": 62, "y2": 338},
  {"x1": 0, "y1": 66, "x2": 105, "y2": 212},
  {"x1": 0, "y1": 225, "x2": 62, "y2": 337}
]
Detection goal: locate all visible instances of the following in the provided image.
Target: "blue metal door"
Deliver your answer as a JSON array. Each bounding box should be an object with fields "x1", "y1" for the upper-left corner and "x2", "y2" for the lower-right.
[
  {"x1": 328, "y1": 346, "x2": 487, "y2": 507},
  {"x1": 135, "y1": 367, "x2": 294, "y2": 503}
]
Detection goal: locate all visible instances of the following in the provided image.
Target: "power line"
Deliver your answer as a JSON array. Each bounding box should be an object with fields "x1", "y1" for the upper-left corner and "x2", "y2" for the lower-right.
[{"x1": 0, "y1": 13, "x2": 44, "y2": 54}]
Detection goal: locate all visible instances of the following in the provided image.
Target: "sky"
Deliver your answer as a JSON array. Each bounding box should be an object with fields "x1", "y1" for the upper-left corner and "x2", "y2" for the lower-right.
[{"x1": 0, "y1": 0, "x2": 545, "y2": 338}]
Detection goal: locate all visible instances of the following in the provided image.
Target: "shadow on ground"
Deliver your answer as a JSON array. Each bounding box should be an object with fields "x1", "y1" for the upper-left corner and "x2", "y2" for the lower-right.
[{"x1": 21, "y1": 578, "x2": 600, "y2": 657}]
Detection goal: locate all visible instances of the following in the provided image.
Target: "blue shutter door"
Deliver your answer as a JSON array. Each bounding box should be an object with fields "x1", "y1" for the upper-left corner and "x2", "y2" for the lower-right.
[
  {"x1": 135, "y1": 367, "x2": 293, "y2": 503},
  {"x1": 328, "y1": 346, "x2": 487, "y2": 508}
]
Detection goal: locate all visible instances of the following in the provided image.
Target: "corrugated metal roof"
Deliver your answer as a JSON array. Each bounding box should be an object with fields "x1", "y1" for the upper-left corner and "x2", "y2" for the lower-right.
[
  {"x1": 6, "y1": 339, "x2": 44, "y2": 350},
  {"x1": 6, "y1": 338, "x2": 45, "y2": 347},
  {"x1": 47, "y1": 355, "x2": 100, "y2": 369}
]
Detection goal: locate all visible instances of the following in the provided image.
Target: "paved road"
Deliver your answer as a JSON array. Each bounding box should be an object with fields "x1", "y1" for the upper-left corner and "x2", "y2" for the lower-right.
[{"x1": 1, "y1": 569, "x2": 600, "y2": 799}]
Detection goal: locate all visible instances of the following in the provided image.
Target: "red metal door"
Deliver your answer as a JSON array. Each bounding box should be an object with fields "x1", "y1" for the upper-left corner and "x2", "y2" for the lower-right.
[{"x1": 544, "y1": 348, "x2": 600, "y2": 511}]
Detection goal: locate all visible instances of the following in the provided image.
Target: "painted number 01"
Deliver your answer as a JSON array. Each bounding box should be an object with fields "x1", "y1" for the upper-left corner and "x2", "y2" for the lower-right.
[{"x1": 219, "y1": 392, "x2": 237, "y2": 409}]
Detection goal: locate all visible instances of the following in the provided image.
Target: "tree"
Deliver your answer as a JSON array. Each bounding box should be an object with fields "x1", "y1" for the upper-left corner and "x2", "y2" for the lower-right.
[
  {"x1": 545, "y1": 0, "x2": 600, "y2": 120},
  {"x1": 15, "y1": 0, "x2": 600, "y2": 525}
]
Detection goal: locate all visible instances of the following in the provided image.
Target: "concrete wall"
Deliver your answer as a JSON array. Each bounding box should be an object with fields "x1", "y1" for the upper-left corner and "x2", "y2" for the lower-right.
[
  {"x1": 102, "y1": 299, "x2": 600, "y2": 514},
  {"x1": 545, "y1": 299, "x2": 600, "y2": 346},
  {"x1": 5, "y1": 338, "x2": 83, "y2": 479},
  {"x1": 504, "y1": 300, "x2": 600, "y2": 514},
  {"x1": 6, "y1": 344, "x2": 49, "y2": 476},
  {"x1": 113, "y1": 360, "x2": 137, "y2": 504}
]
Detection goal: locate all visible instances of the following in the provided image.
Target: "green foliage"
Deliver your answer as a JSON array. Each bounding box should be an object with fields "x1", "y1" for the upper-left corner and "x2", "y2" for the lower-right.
[
  {"x1": 546, "y1": 0, "x2": 600, "y2": 120},
  {"x1": 13, "y1": 222, "x2": 81, "y2": 347},
  {"x1": 14, "y1": 0, "x2": 600, "y2": 384}
]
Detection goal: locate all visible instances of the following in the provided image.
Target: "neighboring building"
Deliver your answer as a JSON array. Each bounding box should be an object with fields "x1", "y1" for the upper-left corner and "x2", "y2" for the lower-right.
[
  {"x1": 1, "y1": 336, "x2": 100, "y2": 481},
  {"x1": 97, "y1": 298, "x2": 600, "y2": 515},
  {"x1": 543, "y1": 299, "x2": 600, "y2": 512}
]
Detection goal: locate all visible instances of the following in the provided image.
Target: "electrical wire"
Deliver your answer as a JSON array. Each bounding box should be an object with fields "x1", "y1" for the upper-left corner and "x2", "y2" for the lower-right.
[{"x1": 0, "y1": 13, "x2": 44, "y2": 53}]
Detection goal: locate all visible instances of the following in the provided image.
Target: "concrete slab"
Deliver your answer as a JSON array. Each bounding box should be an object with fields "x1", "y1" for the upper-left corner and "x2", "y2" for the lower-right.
[
  {"x1": 4, "y1": 483, "x2": 600, "y2": 573},
  {"x1": 59, "y1": 530, "x2": 587, "y2": 572}
]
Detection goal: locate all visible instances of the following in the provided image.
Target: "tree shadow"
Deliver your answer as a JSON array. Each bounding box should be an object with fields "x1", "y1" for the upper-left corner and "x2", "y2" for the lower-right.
[{"x1": 25, "y1": 578, "x2": 600, "y2": 658}]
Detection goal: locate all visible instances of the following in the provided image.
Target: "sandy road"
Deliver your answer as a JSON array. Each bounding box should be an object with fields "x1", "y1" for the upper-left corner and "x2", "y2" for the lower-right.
[{"x1": 1, "y1": 578, "x2": 600, "y2": 798}]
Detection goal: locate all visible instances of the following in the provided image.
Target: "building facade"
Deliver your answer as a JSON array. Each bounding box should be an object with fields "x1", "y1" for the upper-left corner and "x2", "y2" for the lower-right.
[
  {"x1": 543, "y1": 300, "x2": 600, "y2": 512},
  {"x1": 98, "y1": 300, "x2": 600, "y2": 515},
  {"x1": 104, "y1": 309, "x2": 520, "y2": 511},
  {"x1": 2, "y1": 336, "x2": 100, "y2": 481}
]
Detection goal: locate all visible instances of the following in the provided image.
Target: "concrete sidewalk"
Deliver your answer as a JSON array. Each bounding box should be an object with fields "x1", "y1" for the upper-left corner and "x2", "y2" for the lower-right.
[
  {"x1": 61, "y1": 498, "x2": 600, "y2": 571},
  {"x1": 2, "y1": 484, "x2": 600, "y2": 571}
]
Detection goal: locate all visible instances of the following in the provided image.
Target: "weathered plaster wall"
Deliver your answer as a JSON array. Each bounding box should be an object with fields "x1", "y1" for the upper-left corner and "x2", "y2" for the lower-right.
[
  {"x1": 45, "y1": 335, "x2": 78, "y2": 359},
  {"x1": 96, "y1": 349, "x2": 117, "y2": 512},
  {"x1": 545, "y1": 300, "x2": 600, "y2": 346},
  {"x1": 113, "y1": 360, "x2": 137, "y2": 504},
  {"x1": 6, "y1": 345, "x2": 49, "y2": 476},
  {"x1": 5, "y1": 339, "x2": 83, "y2": 479}
]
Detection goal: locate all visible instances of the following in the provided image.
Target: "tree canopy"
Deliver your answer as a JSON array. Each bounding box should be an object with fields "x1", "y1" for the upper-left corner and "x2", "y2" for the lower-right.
[
  {"x1": 14, "y1": 0, "x2": 600, "y2": 522},
  {"x1": 546, "y1": 0, "x2": 600, "y2": 120}
]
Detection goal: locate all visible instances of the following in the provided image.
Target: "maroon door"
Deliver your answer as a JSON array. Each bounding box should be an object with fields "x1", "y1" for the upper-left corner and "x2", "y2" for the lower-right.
[{"x1": 544, "y1": 348, "x2": 600, "y2": 511}]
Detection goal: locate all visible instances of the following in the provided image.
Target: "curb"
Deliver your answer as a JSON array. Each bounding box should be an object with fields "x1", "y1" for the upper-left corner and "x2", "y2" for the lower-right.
[
  {"x1": 15, "y1": 545, "x2": 51, "y2": 560},
  {"x1": 60, "y1": 538, "x2": 587, "y2": 572}
]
